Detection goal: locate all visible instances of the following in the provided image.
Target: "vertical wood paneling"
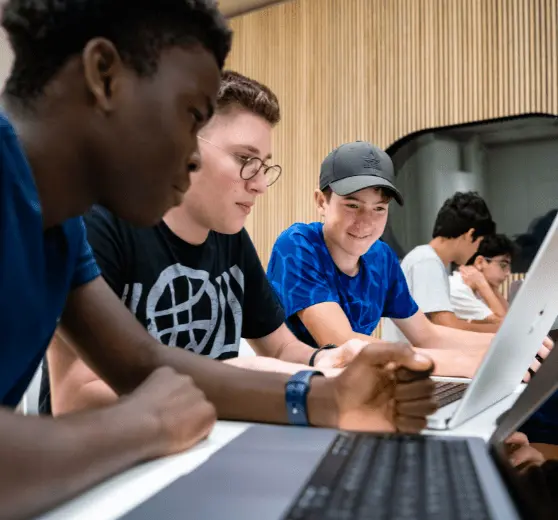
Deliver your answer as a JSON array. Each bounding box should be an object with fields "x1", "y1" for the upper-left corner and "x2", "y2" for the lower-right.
[{"x1": 227, "y1": 0, "x2": 558, "y2": 264}]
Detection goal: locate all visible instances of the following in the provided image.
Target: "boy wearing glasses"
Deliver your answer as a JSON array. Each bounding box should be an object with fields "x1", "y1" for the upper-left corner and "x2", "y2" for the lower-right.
[
  {"x1": 43, "y1": 71, "x2": 370, "y2": 415},
  {"x1": 450, "y1": 234, "x2": 517, "y2": 327}
]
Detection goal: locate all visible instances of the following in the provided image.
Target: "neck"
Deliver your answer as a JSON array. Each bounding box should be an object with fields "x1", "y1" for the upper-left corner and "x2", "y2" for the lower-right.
[
  {"x1": 163, "y1": 204, "x2": 210, "y2": 245},
  {"x1": 322, "y1": 226, "x2": 360, "y2": 276},
  {"x1": 5, "y1": 103, "x2": 93, "y2": 229},
  {"x1": 429, "y1": 237, "x2": 459, "y2": 267}
]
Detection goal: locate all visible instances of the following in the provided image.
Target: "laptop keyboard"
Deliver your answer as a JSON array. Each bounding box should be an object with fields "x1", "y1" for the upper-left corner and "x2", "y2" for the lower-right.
[
  {"x1": 434, "y1": 381, "x2": 468, "y2": 408},
  {"x1": 283, "y1": 433, "x2": 491, "y2": 520}
]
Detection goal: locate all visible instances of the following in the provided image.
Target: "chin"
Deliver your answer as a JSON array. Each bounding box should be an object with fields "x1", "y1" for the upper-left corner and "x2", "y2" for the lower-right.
[{"x1": 212, "y1": 218, "x2": 245, "y2": 235}]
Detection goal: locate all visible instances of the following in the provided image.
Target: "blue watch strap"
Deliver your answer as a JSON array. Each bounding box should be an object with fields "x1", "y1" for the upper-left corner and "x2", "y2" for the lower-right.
[{"x1": 285, "y1": 370, "x2": 324, "y2": 426}]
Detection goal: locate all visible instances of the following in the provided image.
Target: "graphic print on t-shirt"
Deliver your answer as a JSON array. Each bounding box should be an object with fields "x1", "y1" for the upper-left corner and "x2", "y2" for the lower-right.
[{"x1": 121, "y1": 263, "x2": 243, "y2": 359}]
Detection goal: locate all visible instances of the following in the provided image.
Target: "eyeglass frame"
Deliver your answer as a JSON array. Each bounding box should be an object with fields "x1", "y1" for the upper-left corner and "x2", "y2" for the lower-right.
[
  {"x1": 484, "y1": 257, "x2": 512, "y2": 272},
  {"x1": 197, "y1": 136, "x2": 282, "y2": 187}
]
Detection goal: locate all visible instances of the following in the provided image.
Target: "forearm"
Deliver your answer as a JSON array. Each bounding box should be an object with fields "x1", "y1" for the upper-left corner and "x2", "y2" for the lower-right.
[
  {"x1": 267, "y1": 338, "x2": 316, "y2": 365},
  {"x1": 224, "y1": 356, "x2": 312, "y2": 374},
  {"x1": 475, "y1": 281, "x2": 507, "y2": 317},
  {"x1": 52, "y1": 379, "x2": 118, "y2": 416},
  {"x1": 313, "y1": 328, "x2": 472, "y2": 378},
  {"x1": 429, "y1": 323, "x2": 493, "y2": 353},
  {"x1": 151, "y1": 348, "x2": 336, "y2": 425},
  {"x1": 62, "y1": 280, "x2": 337, "y2": 428},
  {"x1": 431, "y1": 313, "x2": 499, "y2": 333},
  {"x1": 0, "y1": 402, "x2": 159, "y2": 520}
]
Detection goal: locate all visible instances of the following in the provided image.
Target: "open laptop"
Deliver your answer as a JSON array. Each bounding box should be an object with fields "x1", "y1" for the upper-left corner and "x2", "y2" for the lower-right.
[
  {"x1": 121, "y1": 345, "x2": 558, "y2": 520},
  {"x1": 428, "y1": 211, "x2": 558, "y2": 429}
]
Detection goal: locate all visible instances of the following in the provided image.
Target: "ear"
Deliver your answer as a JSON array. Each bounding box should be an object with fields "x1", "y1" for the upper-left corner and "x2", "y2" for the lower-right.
[
  {"x1": 314, "y1": 189, "x2": 326, "y2": 217},
  {"x1": 474, "y1": 255, "x2": 485, "y2": 269},
  {"x1": 465, "y1": 228, "x2": 476, "y2": 242},
  {"x1": 82, "y1": 38, "x2": 126, "y2": 113}
]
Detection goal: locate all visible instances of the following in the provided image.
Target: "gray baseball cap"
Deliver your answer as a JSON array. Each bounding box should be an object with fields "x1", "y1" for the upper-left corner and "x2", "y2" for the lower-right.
[{"x1": 319, "y1": 141, "x2": 403, "y2": 205}]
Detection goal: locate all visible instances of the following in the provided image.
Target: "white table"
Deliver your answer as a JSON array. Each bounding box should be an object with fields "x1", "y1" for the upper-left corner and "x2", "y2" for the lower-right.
[{"x1": 40, "y1": 386, "x2": 524, "y2": 520}]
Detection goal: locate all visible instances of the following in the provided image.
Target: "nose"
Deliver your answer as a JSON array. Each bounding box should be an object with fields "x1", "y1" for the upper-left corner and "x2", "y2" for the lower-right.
[{"x1": 246, "y1": 169, "x2": 268, "y2": 194}]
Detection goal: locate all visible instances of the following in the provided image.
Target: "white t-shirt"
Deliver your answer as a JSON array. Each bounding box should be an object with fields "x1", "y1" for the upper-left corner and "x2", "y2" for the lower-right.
[
  {"x1": 383, "y1": 245, "x2": 452, "y2": 342},
  {"x1": 449, "y1": 271, "x2": 493, "y2": 321}
]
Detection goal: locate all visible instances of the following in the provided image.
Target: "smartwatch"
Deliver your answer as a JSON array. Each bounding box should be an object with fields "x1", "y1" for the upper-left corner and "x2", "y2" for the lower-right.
[
  {"x1": 285, "y1": 370, "x2": 324, "y2": 426},
  {"x1": 308, "y1": 343, "x2": 338, "y2": 367}
]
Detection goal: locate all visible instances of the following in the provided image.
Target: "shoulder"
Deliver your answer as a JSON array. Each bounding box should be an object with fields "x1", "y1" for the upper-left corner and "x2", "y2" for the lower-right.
[
  {"x1": 402, "y1": 245, "x2": 443, "y2": 269},
  {"x1": 84, "y1": 205, "x2": 154, "y2": 239},
  {"x1": 449, "y1": 271, "x2": 464, "y2": 288},
  {"x1": 449, "y1": 272, "x2": 473, "y2": 295},
  {"x1": 274, "y1": 222, "x2": 323, "y2": 250},
  {"x1": 0, "y1": 113, "x2": 15, "y2": 136},
  {"x1": 0, "y1": 114, "x2": 31, "y2": 183}
]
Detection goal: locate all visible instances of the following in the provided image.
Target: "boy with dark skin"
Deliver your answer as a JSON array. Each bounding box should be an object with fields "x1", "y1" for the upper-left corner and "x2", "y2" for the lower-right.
[{"x1": 0, "y1": 1, "x2": 435, "y2": 518}]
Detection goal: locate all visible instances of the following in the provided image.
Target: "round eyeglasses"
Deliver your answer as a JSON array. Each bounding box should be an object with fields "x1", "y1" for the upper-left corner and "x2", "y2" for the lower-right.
[
  {"x1": 240, "y1": 157, "x2": 282, "y2": 187},
  {"x1": 485, "y1": 257, "x2": 512, "y2": 272},
  {"x1": 198, "y1": 136, "x2": 282, "y2": 187}
]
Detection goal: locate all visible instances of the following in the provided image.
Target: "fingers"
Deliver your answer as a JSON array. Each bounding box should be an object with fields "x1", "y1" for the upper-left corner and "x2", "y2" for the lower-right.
[
  {"x1": 529, "y1": 358, "x2": 541, "y2": 374},
  {"x1": 395, "y1": 364, "x2": 435, "y2": 383},
  {"x1": 357, "y1": 343, "x2": 435, "y2": 374},
  {"x1": 394, "y1": 378, "x2": 437, "y2": 433},
  {"x1": 523, "y1": 358, "x2": 541, "y2": 382},
  {"x1": 394, "y1": 415, "x2": 428, "y2": 433},
  {"x1": 543, "y1": 336, "x2": 554, "y2": 350},
  {"x1": 505, "y1": 432, "x2": 530, "y2": 447},
  {"x1": 509, "y1": 445, "x2": 545, "y2": 468},
  {"x1": 396, "y1": 398, "x2": 438, "y2": 418},
  {"x1": 394, "y1": 378, "x2": 435, "y2": 400},
  {"x1": 179, "y1": 399, "x2": 217, "y2": 451},
  {"x1": 537, "y1": 345, "x2": 551, "y2": 360}
]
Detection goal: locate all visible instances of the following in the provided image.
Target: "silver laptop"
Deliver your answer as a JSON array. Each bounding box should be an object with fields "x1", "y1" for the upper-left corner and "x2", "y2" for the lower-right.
[
  {"x1": 121, "y1": 345, "x2": 558, "y2": 520},
  {"x1": 428, "y1": 212, "x2": 558, "y2": 430}
]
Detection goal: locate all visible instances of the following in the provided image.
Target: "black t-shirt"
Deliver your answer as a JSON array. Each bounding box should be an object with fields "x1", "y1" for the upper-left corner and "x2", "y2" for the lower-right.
[{"x1": 39, "y1": 205, "x2": 285, "y2": 413}]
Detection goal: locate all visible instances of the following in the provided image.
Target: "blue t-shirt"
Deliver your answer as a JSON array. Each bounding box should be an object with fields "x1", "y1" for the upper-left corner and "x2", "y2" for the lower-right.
[
  {"x1": 0, "y1": 113, "x2": 100, "y2": 407},
  {"x1": 267, "y1": 222, "x2": 418, "y2": 347}
]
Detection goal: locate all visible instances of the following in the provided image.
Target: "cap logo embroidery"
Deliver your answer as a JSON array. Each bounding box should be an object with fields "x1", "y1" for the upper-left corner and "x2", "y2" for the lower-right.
[{"x1": 363, "y1": 149, "x2": 381, "y2": 169}]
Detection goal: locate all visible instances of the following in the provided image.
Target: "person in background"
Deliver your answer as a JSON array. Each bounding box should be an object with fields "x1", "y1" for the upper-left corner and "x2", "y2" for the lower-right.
[
  {"x1": 0, "y1": 2, "x2": 436, "y2": 518},
  {"x1": 267, "y1": 142, "x2": 509, "y2": 379},
  {"x1": 513, "y1": 209, "x2": 558, "y2": 273},
  {"x1": 44, "y1": 70, "x2": 365, "y2": 416},
  {"x1": 450, "y1": 233, "x2": 517, "y2": 326},
  {"x1": 382, "y1": 191, "x2": 499, "y2": 341}
]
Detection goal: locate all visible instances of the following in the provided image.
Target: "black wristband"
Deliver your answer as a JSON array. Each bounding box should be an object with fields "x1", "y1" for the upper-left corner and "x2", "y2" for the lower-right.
[{"x1": 309, "y1": 344, "x2": 338, "y2": 367}]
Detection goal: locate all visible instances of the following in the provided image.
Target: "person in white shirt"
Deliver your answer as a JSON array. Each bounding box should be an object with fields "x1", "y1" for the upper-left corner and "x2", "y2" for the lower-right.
[
  {"x1": 383, "y1": 191, "x2": 497, "y2": 341},
  {"x1": 450, "y1": 233, "x2": 516, "y2": 324}
]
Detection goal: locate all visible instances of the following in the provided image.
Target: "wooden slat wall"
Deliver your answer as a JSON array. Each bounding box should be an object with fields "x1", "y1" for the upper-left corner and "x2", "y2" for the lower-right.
[{"x1": 227, "y1": 0, "x2": 558, "y2": 263}]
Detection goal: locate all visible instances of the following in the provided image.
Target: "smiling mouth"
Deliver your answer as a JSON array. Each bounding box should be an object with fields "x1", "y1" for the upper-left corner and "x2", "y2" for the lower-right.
[{"x1": 348, "y1": 233, "x2": 372, "y2": 240}]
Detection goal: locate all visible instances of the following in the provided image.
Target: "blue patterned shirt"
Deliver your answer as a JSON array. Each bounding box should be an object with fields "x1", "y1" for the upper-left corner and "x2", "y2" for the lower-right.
[{"x1": 267, "y1": 222, "x2": 418, "y2": 347}]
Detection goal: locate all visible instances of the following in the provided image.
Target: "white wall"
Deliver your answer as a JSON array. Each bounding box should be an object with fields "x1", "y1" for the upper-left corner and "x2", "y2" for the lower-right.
[
  {"x1": 391, "y1": 134, "x2": 486, "y2": 250},
  {"x1": 485, "y1": 138, "x2": 558, "y2": 237},
  {"x1": 391, "y1": 133, "x2": 558, "y2": 252}
]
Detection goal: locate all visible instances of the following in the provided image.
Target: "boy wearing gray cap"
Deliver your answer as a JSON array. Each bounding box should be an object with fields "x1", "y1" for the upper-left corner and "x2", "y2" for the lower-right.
[{"x1": 267, "y1": 141, "x2": 494, "y2": 376}]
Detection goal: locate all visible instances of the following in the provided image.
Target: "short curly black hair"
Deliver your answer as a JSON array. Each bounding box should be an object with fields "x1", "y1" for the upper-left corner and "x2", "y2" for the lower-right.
[
  {"x1": 432, "y1": 191, "x2": 495, "y2": 240},
  {"x1": 1, "y1": 0, "x2": 232, "y2": 103},
  {"x1": 467, "y1": 233, "x2": 517, "y2": 265}
]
